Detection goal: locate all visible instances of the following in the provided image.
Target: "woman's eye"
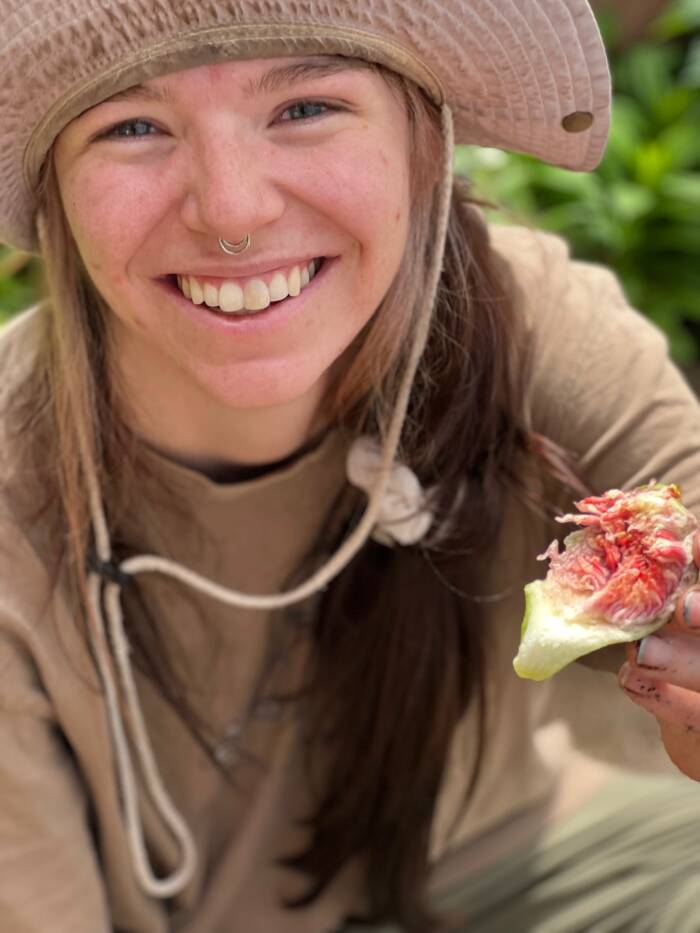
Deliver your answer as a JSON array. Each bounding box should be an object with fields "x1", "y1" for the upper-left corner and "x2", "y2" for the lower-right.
[
  {"x1": 99, "y1": 119, "x2": 159, "y2": 140},
  {"x1": 277, "y1": 101, "x2": 337, "y2": 123}
]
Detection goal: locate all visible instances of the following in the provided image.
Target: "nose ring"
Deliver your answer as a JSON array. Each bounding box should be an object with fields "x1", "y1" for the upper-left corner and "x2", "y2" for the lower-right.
[{"x1": 219, "y1": 234, "x2": 252, "y2": 255}]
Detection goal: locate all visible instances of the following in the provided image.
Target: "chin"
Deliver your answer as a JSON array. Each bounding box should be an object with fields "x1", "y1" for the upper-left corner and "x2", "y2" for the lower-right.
[{"x1": 199, "y1": 358, "x2": 330, "y2": 413}]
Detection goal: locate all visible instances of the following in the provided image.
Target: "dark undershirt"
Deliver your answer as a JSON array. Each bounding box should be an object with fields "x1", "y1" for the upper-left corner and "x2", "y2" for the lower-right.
[{"x1": 192, "y1": 427, "x2": 333, "y2": 485}]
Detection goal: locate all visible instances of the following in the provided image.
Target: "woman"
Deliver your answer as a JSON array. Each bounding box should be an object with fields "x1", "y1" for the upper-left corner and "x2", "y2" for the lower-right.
[{"x1": 1, "y1": 1, "x2": 700, "y2": 931}]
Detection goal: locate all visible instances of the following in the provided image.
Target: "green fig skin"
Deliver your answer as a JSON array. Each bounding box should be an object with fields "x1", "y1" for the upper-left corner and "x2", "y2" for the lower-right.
[
  {"x1": 513, "y1": 483, "x2": 699, "y2": 682},
  {"x1": 515, "y1": 580, "x2": 666, "y2": 681}
]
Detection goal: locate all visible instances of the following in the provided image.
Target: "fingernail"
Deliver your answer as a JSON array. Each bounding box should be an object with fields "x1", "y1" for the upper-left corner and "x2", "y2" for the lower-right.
[
  {"x1": 619, "y1": 661, "x2": 631, "y2": 687},
  {"x1": 637, "y1": 635, "x2": 671, "y2": 669},
  {"x1": 684, "y1": 592, "x2": 700, "y2": 628},
  {"x1": 618, "y1": 663, "x2": 658, "y2": 697}
]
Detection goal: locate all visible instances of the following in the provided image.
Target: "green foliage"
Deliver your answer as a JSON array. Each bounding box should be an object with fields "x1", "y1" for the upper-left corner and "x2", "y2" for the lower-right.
[
  {"x1": 0, "y1": 247, "x2": 43, "y2": 324},
  {"x1": 455, "y1": 0, "x2": 700, "y2": 363}
]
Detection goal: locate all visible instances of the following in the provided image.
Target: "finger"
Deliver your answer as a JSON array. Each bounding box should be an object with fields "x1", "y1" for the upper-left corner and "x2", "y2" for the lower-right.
[
  {"x1": 669, "y1": 531, "x2": 700, "y2": 626},
  {"x1": 619, "y1": 663, "x2": 700, "y2": 731},
  {"x1": 693, "y1": 530, "x2": 700, "y2": 569},
  {"x1": 633, "y1": 631, "x2": 700, "y2": 691},
  {"x1": 658, "y1": 720, "x2": 700, "y2": 782},
  {"x1": 673, "y1": 587, "x2": 700, "y2": 629}
]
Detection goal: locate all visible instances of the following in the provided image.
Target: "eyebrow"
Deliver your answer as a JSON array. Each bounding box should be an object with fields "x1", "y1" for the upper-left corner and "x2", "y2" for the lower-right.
[
  {"x1": 104, "y1": 57, "x2": 370, "y2": 107},
  {"x1": 241, "y1": 57, "x2": 371, "y2": 98},
  {"x1": 105, "y1": 84, "x2": 174, "y2": 106}
]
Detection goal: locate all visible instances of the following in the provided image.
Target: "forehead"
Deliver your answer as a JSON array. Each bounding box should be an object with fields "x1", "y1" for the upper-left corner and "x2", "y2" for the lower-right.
[{"x1": 101, "y1": 55, "x2": 377, "y2": 107}]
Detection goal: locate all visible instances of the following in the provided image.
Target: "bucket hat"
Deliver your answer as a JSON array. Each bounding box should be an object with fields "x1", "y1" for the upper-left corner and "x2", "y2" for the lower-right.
[{"x1": 0, "y1": 0, "x2": 610, "y2": 252}]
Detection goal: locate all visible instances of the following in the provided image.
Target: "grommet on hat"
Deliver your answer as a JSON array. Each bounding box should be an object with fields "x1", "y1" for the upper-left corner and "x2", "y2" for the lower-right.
[{"x1": 562, "y1": 111, "x2": 596, "y2": 134}]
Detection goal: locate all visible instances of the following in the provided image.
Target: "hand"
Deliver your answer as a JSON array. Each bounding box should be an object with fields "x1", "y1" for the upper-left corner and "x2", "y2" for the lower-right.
[{"x1": 618, "y1": 532, "x2": 700, "y2": 781}]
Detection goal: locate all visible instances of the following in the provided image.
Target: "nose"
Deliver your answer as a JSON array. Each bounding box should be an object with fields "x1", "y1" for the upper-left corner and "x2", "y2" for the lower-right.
[{"x1": 179, "y1": 129, "x2": 285, "y2": 242}]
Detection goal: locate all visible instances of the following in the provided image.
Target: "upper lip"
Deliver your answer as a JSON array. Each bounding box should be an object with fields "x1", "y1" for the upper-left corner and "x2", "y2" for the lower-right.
[{"x1": 167, "y1": 255, "x2": 326, "y2": 280}]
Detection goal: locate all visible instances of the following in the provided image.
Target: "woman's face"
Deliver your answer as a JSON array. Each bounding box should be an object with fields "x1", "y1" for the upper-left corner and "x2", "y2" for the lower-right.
[{"x1": 54, "y1": 57, "x2": 412, "y2": 418}]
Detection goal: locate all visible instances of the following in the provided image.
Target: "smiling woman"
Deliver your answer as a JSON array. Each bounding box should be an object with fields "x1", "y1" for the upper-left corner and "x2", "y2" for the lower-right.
[
  {"x1": 52, "y1": 58, "x2": 414, "y2": 465},
  {"x1": 3, "y1": 3, "x2": 700, "y2": 933}
]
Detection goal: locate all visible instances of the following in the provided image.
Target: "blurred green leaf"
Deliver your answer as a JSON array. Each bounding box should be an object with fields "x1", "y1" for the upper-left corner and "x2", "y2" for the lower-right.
[
  {"x1": 655, "y1": 0, "x2": 700, "y2": 39},
  {"x1": 652, "y1": 86, "x2": 693, "y2": 123},
  {"x1": 634, "y1": 141, "x2": 672, "y2": 188},
  {"x1": 655, "y1": 119, "x2": 700, "y2": 169},
  {"x1": 0, "y1": 276, "x2": 36, "y2": 316},
  {"x1": 604, "y1": 97, "x2": 645, "y2": 168},
  {"x1": 0, "y1": 245, "x2": 42, "y2": 318},
  {"x1": 614, "y1": 46, "x2": 678, "y2": 109},
  {"x1": 610, "y1": 182, "x2": 656, "y2": 221},
  {"x1": 681, "y1": 38, "x2": 700, "y2": 86},
  {"x1": 660, "y1": 171, "x2": 700, "y2": 206}
]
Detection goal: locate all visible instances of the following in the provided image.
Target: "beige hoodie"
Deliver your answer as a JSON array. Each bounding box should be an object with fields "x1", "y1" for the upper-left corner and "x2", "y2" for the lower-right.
[{"x1": 1, "y1": 225, "x2": 699, "y2": 933}]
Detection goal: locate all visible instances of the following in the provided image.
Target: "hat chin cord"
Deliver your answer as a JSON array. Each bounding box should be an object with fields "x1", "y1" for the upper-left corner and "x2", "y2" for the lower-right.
[{"x1": 81, "y1": 104, "x2": 455, "y2": 900}]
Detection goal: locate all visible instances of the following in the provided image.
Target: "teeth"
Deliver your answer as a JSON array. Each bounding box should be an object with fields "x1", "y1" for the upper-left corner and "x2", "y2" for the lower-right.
[
  {"x1": 176, "y1": 259, "x2": 322, "y2": 313},
  {"x1": 189, "y1": 277, "x2": 204, "y2": 305},
  {"x1": 288, "y1": 266, "x2": 301, "y2": 297},
  {"x1": 268, "y1": 272, "x2": 289, "y2": 302},
  {"x1": 243, "y1": 279, "x2": 271, "y2": 311},
  {"x1": 203, "y1": 284, "x2": 219, "y2": 308},
  {"x1": 220, "y1": 282, "x2": 244, "y2": 313}
]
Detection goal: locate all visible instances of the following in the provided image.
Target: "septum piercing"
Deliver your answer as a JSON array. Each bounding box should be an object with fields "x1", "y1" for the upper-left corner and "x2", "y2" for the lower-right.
[{"x1": 219, "y1": 234, "x2": 252, "y2": 255}]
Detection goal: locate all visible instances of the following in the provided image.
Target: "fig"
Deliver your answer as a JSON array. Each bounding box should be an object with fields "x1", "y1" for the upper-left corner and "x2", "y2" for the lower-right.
[{"x1": 513, "y1": 483, "x2": 698, "y2": 681}]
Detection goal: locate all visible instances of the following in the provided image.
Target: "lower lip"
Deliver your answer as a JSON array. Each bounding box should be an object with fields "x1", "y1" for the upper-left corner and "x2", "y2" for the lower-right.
[{"x1": 159, "y1": 258, "x2": 333, "y2": 336}]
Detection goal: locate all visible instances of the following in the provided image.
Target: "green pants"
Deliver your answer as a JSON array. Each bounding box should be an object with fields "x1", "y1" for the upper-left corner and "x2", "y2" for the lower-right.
[{"x1": 345, "y1": 773, "x2": 700, "y2": 932}]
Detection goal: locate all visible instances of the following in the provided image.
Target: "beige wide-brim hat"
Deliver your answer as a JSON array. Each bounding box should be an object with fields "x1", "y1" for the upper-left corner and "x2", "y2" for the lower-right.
[{"x1": 1, "y1": 0, "x2": 610, "y2": 252}]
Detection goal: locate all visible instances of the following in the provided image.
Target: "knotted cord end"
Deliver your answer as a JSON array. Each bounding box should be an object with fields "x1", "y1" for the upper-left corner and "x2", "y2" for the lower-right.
[{"x1": 87, "y1": 551, "x2": 132, "y2": 588}]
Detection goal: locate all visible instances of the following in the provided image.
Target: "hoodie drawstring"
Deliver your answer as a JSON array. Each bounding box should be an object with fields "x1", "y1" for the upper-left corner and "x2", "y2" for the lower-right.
[{"x1": 83, "y1": 103, "x2": 455, "y2": 900}]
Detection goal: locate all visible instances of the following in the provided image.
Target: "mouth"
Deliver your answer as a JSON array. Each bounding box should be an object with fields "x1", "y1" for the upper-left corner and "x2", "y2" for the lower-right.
[{"x1": 166, "y1": 257, "x2": 327, "y2": 318}]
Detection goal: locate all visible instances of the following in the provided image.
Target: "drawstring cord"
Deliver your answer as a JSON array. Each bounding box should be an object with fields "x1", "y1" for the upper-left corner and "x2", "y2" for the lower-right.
[
  {"x1": 83, "y1": 104, "x2": 455, "y2": 900},
  {"x1": 87, "y1": 573, "x2": 198, "y2": 897}
]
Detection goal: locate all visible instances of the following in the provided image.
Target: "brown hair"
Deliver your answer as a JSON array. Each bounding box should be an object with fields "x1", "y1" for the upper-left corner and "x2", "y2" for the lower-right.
[
  {"x1": 286, "y1": 189, "x2": 536, "y2": 930},
  {"x1": 11, "y1": 65, "x2": 576, "y2": 931}
]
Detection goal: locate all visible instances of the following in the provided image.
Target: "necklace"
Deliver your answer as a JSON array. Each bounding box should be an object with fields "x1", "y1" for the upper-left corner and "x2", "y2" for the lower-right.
[
  {"x1": 209, "y1": 483, "x2": 364, "y2": 773},
  {"x1": 210, "y1": 592, "x2": 321, "y2": 770}
]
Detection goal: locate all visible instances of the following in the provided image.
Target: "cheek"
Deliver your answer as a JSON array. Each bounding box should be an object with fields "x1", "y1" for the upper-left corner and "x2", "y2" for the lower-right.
[
  {"x1": 305, "y1": 135, "x2": 410, "y2": 268},
  {"x1": 60, "y1": 165, "x2": 160, "y2": 283}
]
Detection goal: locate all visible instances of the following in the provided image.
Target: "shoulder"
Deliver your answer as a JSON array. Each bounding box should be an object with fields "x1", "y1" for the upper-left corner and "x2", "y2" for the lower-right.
[
  {"x1": 488, "y1": 226, "x2": 700, "y2": 513},
  {"x1": 0, "y1": 304, "x2": 46, "y2": 467},
  {"x1": 488, "y1": 222, "x2": 570, "y2": 296},
  {"x1": 0, "y1": 303, "x2": 45, "y2": 387},
  {"x1": 488, "y1": 222, "x2": 656, "y2": 341},
  {"x1": 0, "y1": 511, "x2": 54, "y2": 664},
  {"x1": 0, "y1": 305, "x2": 56, "y2": 574},
  {"x1": 487, "y1": 222, "x2": 671, "y2": 413}
]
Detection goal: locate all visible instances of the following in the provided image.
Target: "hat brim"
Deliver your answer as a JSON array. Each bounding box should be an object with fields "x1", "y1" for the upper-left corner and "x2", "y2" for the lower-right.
[{"x1": 1, "y1": 0, "x2": 610, "y2": 251}]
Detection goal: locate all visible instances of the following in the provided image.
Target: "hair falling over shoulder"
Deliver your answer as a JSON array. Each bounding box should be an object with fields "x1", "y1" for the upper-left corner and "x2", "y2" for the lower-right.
[
  {"x1": 287, "y1": 190, "x2": 536, "y2": 931},
  {"x1": 11, "y1": 70, "x2": 577, "y2": 932}
]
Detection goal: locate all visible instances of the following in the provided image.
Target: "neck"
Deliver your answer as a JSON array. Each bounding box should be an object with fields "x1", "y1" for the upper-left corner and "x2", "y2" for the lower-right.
[
  {"x1": 115, "y1": 357, "x2": 330, "y2": 477},
  {"x1": 136, "y1": 394, "x2": 329, "y2": 477}
]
